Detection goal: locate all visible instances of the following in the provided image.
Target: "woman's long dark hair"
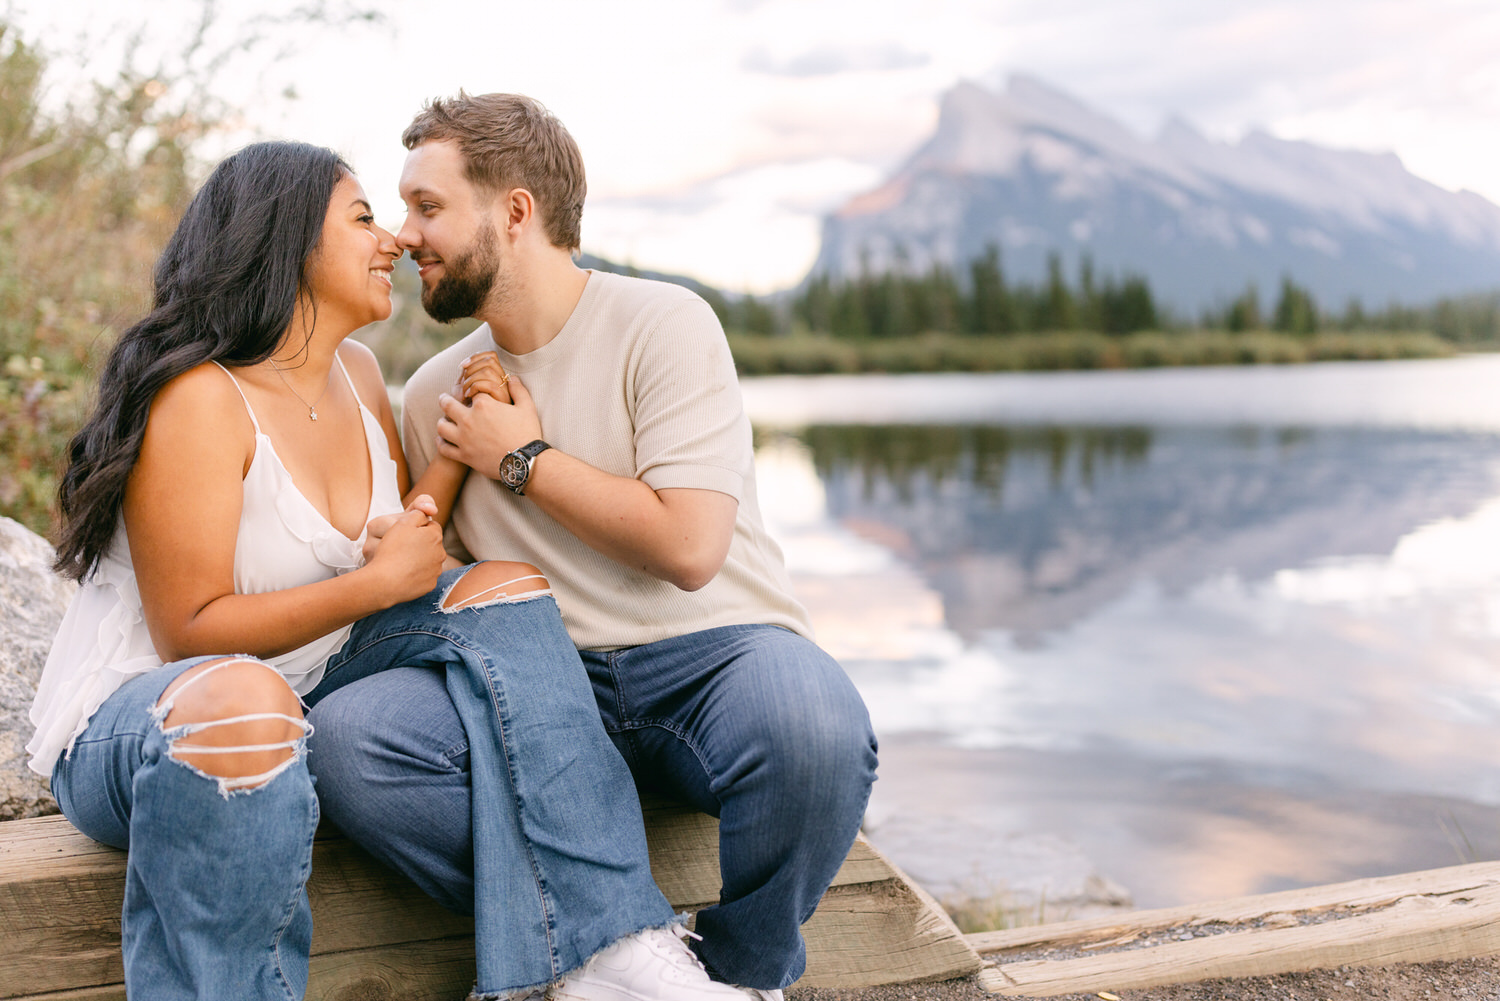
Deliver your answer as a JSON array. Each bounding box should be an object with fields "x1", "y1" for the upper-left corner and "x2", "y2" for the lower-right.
[{"x1": 53, "y1": 141, "x2": 350, "y2": 582}]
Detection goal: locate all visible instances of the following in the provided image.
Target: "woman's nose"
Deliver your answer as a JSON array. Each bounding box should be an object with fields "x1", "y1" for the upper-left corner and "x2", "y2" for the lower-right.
[{"x1": 377, "y1": 225, "x2": 399, "y2": 258}]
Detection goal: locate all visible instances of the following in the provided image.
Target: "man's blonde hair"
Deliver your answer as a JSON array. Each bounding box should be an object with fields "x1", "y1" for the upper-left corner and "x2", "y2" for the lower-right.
[{"x1": 403, "y1": 93, "x2": 586, "y2": 252}]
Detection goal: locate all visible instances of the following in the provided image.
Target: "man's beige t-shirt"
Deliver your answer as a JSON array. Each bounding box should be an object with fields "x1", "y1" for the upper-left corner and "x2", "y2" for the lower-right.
[{"x1": 402, "y1": 270, "x2": 813, "y2": 650}]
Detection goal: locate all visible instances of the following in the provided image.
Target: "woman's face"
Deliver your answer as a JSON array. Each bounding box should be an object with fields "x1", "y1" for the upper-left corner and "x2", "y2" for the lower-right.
[{"x1": 305, "y1": 173, "x2": 400, "y2": 332}]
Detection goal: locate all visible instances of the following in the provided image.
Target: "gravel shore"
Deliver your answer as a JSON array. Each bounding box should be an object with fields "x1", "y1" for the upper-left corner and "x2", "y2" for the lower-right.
[{"x1": 790, "y1": 955, "x2": 1500, "y2": 1000}]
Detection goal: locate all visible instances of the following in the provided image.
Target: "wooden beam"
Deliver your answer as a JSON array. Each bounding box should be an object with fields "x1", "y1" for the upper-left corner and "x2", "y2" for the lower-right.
[
  {"x1": 638, "y1": 798, "x2": 895, "y2": 910},
  {"x1": 1, "y1": 802, "x2": 979, "y2": 998},
  {"x1": 641, "y1": 796, "x2": 979, "y2": 987},
  {"x1": 973, "y1": 861, "x2": 1500, "y2": 996},
  {"x1": 968, "y1": 859, "x2": 1500, "y2": 954},
  {"x1": 8, "y1": 939, "x2": 481, "y2": 1001},
  {"x1": 305, "y1": 938, "x2": 479, "y2": 1001},
  {"x1": 796, "y1": 844, "x2": 981, "y2": 987},
  {"x1": 0, "y1": 816, "x2": 477, "y2": 1000}
]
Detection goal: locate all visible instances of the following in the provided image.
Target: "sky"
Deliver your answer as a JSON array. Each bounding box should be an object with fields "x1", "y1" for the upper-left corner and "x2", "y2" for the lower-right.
[{"x1": 13, "y1": 0, "x2": 1500, "y2": 293}]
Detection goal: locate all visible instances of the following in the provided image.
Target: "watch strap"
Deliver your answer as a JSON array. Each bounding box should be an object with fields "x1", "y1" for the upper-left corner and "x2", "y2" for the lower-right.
[
  {"x1": 503, "y1": 439, "x2": 551, "y2": 495},
  {"x1": 516, "y1": 439, "x2": 551, "y2": 461}
]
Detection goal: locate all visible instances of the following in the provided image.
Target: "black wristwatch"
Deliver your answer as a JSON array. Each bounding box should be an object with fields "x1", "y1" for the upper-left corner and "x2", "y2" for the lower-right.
[{"x1": 498, "y1": 439, "x2": 551, "y2": 495}]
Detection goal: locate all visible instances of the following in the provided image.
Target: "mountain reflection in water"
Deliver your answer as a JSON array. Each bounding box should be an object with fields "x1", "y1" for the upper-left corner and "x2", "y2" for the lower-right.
[
  {"x1": 797, "y1": 423, "x2": 1500, "y2": 641},
  {"x1": 746, "y1": 361, "x2": 1500, "y2": 912}
]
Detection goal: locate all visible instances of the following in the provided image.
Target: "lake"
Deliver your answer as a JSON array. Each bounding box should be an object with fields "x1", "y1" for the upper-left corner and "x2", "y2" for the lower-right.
[{"x1": 742, "y1": 354, "x2": 1500, "y2": 921}]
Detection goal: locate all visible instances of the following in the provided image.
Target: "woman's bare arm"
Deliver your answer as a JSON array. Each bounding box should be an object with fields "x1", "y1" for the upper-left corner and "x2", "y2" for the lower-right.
[
  {"x1": 125, "y1": 363, "x2": 447, "y2": 663},
  {"x1": 403, "y1": 351, "x2": 513, "y2": 522}
]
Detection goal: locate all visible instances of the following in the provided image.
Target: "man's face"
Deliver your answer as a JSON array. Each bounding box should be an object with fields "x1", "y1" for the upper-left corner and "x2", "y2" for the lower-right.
[{"x1": 397, "y1": 140, "x2": 503, "y2": 323}]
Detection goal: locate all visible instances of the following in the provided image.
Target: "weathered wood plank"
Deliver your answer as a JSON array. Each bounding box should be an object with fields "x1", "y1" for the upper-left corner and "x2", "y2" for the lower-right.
[
  {"x1": 975, "y1": 866, "x2": 1500, "y2": 996},
  {"x1": 1, "y1": 806, "x2": 978, "y2": 997},
  {"x1": 797, "y1": 844, "x2": 981, "y2": 987},
  {"x1": 306, "y1": 938, "x2": 478, "y2": 1001},
  {"x1": 7, "y1": 939, "x2": 479, "y2": 1001},
  {"x1": 0, "y1": 817, "x2": 476, "y2": 998},
  {"x1": 1, "y1": 988, "x2": 123, "y2": 1001},
  {"x1": 305, "y1": 836, "x2": 474, "y2": 955},
  {"x1": 0, "y1": 816, "x2": 125, "y2": 998},
  {"x1": 639, "y1": 797, "x2": 893, "y2": 909},
  {"x1": 968, "y1": 859, "x2": 1500, "y2": 954},
  {"x1": 637, "y1": 799, "x2": 978, "y2": 986}
]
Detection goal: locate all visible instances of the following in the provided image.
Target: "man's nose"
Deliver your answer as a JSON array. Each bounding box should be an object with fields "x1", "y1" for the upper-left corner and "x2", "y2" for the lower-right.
[{"x1": 395, "y1": 220, "x2": 422, "y2": 252}]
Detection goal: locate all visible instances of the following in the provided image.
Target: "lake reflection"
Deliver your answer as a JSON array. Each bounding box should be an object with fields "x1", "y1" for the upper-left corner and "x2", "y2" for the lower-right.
[{"x1": 746, "y1": 358, "x2": 1500, "y2": 913}]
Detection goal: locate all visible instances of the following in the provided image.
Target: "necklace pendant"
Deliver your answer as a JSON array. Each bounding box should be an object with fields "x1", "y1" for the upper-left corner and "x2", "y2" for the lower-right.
[{"x1": 309, "y1": 408, "x2": 318, "y2": 422}]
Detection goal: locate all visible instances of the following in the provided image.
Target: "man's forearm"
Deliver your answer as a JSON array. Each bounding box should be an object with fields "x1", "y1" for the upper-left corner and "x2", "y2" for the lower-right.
[
  {"x1": 432, "y1": 385, "x2": 738, "y2": 589},
  {"x1": 518, "y1": 449, "x2": 737, "y2": 591}
]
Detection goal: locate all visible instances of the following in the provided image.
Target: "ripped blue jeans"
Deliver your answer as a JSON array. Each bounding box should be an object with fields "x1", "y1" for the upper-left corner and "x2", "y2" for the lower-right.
[
  {"x1": 52, "y1": 564, "x2": 672, "y2": 1001},
  {"x1": 307, "y1": 563, "x2": 675, "y2": 997},
  {"x1": 52, "y1": 655, "x2": 317, "y2": 1001}
]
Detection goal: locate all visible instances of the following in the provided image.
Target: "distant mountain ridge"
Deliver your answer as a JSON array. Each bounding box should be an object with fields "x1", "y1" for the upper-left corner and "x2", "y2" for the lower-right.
[
  {"x1": 576, "y1": 252, "x2": 727, "y2": 304},
  {"x1": 810, "y1": 76, "x2": 1500, "y2": 312}
]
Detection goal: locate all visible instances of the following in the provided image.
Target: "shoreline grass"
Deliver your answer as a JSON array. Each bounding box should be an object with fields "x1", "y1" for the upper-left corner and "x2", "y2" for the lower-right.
[{"x1": 726, "y1": 329, "x2": 1460, "y2": 376}]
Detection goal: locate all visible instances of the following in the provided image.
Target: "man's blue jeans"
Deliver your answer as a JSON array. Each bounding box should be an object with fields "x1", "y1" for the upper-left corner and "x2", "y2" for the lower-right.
[
  {"x1": 308, "y1": 566, "x2": 675, "y2": 996},
  {"x1": 311, "y1": 621, "x2": 878, "y2": 990}
]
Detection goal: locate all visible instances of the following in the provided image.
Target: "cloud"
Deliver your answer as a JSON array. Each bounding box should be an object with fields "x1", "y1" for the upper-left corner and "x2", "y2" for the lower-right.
[
  {"x1": 585, "y1": 156, "x2": 884, "y2": 292},
  {"x1": 22, "y1": 0, "x2": 1500, "y2": 290},
  {"x1": 742, "y1": 43, "x2": 930, "y2": 78}
]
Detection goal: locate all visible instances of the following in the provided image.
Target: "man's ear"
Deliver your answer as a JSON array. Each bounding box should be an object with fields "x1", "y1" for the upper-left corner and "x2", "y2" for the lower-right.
[{"x1": 503, "y1": 187, "x2": 536, "y2": 238}]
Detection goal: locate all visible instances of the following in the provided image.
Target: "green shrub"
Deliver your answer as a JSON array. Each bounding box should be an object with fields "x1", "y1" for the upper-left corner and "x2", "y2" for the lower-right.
[
  {"x1": 0, "y1": 24, "x2": 202, "y2": 538},
  {"x1": 0, "y1": 6, "x2": 382, "y2": 539}
]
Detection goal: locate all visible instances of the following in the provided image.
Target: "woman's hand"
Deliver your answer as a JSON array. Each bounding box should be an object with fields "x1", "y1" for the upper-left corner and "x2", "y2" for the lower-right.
[
  {"x1": 458, "y1": 351, "x2": 512, "y2": 405},
  {"x1": 364, "y1": 494, "x2": 438, "y2": 564},
  {"x1": 362, "y1": 502, "x2": 446, "y2": 604}
]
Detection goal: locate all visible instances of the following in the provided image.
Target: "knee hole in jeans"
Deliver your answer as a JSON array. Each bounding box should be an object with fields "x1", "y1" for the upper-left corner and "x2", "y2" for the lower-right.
[
  {"x1": 440, "y1": 560, "x2": 552, "y2": 611},
  {"x1": 155, "y1": 657, "x2": 308, "y2": 791}
]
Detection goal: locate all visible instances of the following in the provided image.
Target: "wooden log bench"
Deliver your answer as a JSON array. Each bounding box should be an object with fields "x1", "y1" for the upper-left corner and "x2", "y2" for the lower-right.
[
  {"x1": 971, "y1": 860, "x2": 1500, "y2": 996},
  {"x1": 0, "y1": 795, "x2": 980, "y2": 1000}
]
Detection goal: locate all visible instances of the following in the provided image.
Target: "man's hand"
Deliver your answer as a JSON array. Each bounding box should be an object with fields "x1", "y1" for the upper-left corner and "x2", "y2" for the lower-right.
[{"x1": 436, "y1": 377, "x2": 543, "y2": 478}]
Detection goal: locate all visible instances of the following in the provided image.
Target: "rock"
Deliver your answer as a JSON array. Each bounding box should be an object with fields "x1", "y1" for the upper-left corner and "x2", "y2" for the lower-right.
[{"x1": 0, "y1": 517, "x2": 76, "y2": 820}]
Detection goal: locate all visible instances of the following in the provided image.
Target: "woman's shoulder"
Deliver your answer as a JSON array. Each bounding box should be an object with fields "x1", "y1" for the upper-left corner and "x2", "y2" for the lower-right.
[
  {"x1": 335, "y1": 339, "x2": 386, "y2": 397},
  {"x1": 147, "y1": 362, "x2": 256, "y2": 440},
  {"x1": 336, "y1": 336, "x2": 393, "y2": 414}
]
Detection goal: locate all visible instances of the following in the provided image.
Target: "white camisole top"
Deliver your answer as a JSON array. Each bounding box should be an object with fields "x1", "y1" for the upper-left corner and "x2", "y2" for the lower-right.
[{"x1": 27, "y1": 355, "x2": 405, "y2": 776}]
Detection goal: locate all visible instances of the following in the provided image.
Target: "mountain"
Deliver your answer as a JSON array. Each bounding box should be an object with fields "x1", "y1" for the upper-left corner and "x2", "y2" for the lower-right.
[
  {"x1": 576, "y1": 252, "x2": 729, "y2": 305},
  {"x1": 810, "y1": 76, "x2": 1500, "y2": 313}
]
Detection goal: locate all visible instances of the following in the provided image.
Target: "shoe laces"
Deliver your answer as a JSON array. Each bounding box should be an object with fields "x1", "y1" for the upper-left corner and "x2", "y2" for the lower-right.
[{"x1": 644, "y1": 923, "x2": 710, "y2": 977}]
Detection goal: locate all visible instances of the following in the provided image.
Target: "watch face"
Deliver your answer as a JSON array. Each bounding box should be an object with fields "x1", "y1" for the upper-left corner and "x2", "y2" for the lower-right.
[{"x1": 499, "y1": 453, "x2": 527, "y2": 489}]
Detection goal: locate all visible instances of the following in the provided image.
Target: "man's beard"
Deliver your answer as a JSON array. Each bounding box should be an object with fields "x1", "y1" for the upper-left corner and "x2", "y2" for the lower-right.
[{"x1": 421, "y1": 222, "x2": 502, "y2": 323}]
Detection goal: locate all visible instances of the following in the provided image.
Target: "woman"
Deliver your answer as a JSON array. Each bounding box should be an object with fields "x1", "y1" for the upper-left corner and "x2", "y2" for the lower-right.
[{"x1": 26, "y1": 141, "x2": 723, "y2": 1001}]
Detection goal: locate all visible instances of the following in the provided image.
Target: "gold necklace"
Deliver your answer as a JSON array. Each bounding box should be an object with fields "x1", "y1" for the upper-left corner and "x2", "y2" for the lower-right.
[{"x1": 269, "y1": 362, "x2": 331, "y2": 422}]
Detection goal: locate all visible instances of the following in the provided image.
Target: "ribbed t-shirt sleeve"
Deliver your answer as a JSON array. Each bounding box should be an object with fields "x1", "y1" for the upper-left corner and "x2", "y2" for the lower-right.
[{"x1": 629, "y1": 295, "x2": 749, "y2": 501}]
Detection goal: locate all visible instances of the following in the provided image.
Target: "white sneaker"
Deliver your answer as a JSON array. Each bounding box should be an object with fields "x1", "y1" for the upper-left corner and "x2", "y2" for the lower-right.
[
  {"x1": 736, "y1": 990, "x2": 783, "y2": 1001},
  {"x1": 553, "y1": 925, "x2": 750, "y2": 1001}
]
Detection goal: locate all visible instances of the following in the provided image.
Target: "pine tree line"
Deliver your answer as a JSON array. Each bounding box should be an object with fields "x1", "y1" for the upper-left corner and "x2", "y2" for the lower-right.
[
  {"x1": 711, "y1": 245, "x2": 1500, "y2": 342},
  {"x1": 790, "y1": 248, "x2": 1158, "y2": 338}
]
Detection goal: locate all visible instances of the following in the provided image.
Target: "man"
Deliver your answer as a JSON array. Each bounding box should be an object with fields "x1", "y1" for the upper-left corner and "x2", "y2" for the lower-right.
[{"x1": 323, "y1": 93, "x2": 877, "y2": 999}]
